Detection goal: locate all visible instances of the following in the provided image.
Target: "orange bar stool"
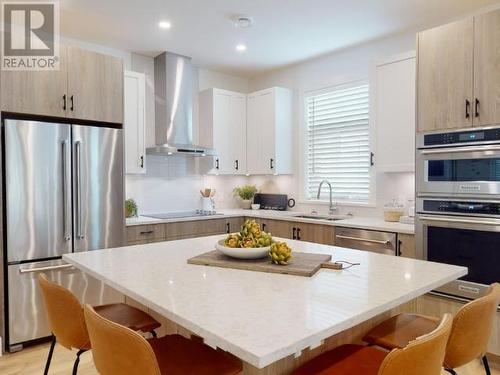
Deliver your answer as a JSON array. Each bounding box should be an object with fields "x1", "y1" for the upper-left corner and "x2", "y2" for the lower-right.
[
  {"x1": 38, "y1": 273, "x2": 161, "y2": 375},
  {"x1": 363, "y1": 283, "x2": 500, "y2": 375},
  {"x1": 292, "y1": 313, "x2": 452, "y2": 375},
  {"x1": 83, "y1": 304, "x2": 243, "y2": 375}
]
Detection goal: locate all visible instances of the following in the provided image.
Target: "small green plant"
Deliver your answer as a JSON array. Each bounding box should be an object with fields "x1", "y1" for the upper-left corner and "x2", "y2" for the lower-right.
[
  {"x1": 233, "y1": 185, "x2": 258, "y2": 200},
  {"x1": 125, "y1": 198, "x2": 138, "y2": 218}
]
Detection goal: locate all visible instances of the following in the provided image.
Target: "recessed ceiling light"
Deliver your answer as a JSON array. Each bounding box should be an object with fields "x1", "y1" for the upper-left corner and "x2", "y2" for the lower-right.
[
  {"x1": 232, "y1": 15, "x2": 254, "y2": 29},
  {"x1": 236, "y1": 44, "x2": 247, "y2": 52},
  {"x1": 158, "y1": 21, "x2": 171, "y2": 29}
]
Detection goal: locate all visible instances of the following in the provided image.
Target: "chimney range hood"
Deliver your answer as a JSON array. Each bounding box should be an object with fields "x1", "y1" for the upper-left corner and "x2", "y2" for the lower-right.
[{"x1": 146, "y1": 52, "x2": 216, "y2": 157}]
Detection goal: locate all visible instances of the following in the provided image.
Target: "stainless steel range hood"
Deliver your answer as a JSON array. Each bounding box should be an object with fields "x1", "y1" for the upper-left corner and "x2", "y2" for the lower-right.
[{"x1": 147, "y1": 52, "x2": 215, "y2": 157}]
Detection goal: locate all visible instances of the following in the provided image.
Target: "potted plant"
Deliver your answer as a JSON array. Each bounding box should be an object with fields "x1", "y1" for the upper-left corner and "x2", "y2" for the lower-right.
[
  {"x1": 233, "y1": 185, "x2": 258, "y2": 209},
  {"x1": 125, "y1": 198, "x2": 138, "y2": 218}
]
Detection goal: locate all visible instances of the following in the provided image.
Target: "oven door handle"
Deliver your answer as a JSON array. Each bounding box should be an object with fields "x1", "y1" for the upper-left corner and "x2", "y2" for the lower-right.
[
  {"x1": 420, "y1": 145, "x2": 500, "y2": 155},
  {"x1": 419, "y1": 214, "x2": 500, "y2": 226}
]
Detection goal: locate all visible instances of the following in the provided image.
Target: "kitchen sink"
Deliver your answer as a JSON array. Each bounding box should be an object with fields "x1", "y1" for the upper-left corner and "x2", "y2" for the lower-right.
[{"x1": 294, "y1": 214, "x2": 351, "y2": 221}]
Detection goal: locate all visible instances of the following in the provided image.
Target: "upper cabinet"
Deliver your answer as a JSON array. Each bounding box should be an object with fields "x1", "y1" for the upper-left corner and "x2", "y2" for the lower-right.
[
  {"x1": 474, "y1": 10, "x2": 500, "y2": 127},
  {"x1": 417, "y1": 18, "x2": 474, "y2": 132},
  {"x1": 66, "y1": 47, "x2": 123, "y2": 123},
  {"x1": 376, "y1": 53, "x2": 416, "y2": 172},
  {"x1": 124, "y1": 71, "x2": 146, "y2": 174},
  {"x1": 199, "y1": 88, "x2": 247, "y2": 175},
  {"x1": 247, "y1": 87, "x2": 293, "y2": 175},
  {"x1": 1, "y1": 45, "x2": 123, "y2": 124},
  {"x1": 417, "y1": 9, "x2": 500, "y2": 132}
]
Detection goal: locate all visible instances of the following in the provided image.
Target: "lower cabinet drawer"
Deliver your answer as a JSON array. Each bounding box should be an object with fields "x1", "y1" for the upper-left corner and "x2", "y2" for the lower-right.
[
  {"x1": 126, "y1": 224, "x2": 166, "y2": 244},
  {"x1": 166, "y1": 218, "x2": 227, "y2": 239}
]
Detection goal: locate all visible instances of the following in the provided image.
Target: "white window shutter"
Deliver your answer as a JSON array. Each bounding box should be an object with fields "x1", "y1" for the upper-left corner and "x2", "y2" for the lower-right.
[{"x1": 306, "y1": 82, "x2": 371, "y2": 203}]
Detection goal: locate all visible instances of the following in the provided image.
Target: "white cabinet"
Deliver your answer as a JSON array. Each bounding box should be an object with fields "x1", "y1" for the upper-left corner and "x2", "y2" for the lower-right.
[
  {"x1": 247, "y1": 87, "x2": 293, "y2": 175},
  {"x1": 124, "y1": 70, "x2": 146, "y2": 174},
  {"x1": 375, "y1": 53, "x2": 416, "y2": 172},
  {"x1": 199, "y1": 89, "x2": 247, "y2": 174}
]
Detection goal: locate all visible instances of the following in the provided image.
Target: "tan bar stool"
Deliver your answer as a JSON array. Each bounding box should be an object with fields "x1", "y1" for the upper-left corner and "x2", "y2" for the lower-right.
[
  {"x1": 363, "y1": 283, "x2": 500, "y2": 375},
  {"x1": 83, "y1": 304, "x2": 243, "y2": 375},
  {"x1": 292, "y1": 313, "x2": 453, "y2": 375},
  {"x1": 38, "y1": 273, "x2": 161, "y2": 375}
]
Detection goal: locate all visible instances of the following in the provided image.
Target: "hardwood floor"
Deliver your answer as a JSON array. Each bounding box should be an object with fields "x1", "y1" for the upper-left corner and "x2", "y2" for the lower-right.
[{"x1": 0, "y1": 342, "x2": 498, "y2": 375}]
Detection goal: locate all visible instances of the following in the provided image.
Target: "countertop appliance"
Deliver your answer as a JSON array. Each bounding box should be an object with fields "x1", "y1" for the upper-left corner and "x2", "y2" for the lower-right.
[
  {"x1": 253, "y1": 194, "x2": 288, "y2": 210},
  {"x1": 334, "y1": 227, "x2": 397, "y2": 256},
  {"x1": 143, "y1": 210, "x2": 223, "y2": 220},
  {"x1": 416, "y1": 126, "x2": 500, "y2": 303},
  {"x1": 3, "y1": 118, "x2": 125, "y2": 351}
]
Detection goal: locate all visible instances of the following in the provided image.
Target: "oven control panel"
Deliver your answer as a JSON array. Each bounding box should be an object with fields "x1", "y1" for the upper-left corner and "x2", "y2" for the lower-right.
[
  {"x1": 423, "y1": 128, "x2": 500, "y2": 147},
  {"x1": 422, "y1": 200, "x2": 500, "y2": 216}
]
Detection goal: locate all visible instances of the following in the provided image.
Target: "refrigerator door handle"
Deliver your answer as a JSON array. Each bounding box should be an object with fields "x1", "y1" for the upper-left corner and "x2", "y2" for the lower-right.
[
  {"x1": 62, "y1": 140, "x2": 71, "y2": 241},
  {"x1": 19, "y1": 264, "x2": 73, "y2": 274},
  {"x1": 75, "y1": 140, "x2": 84, "y2": 239}
]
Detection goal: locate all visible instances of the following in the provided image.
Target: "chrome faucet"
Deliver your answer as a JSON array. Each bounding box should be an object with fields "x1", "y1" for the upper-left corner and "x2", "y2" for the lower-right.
[{"x1": 317, "y1": 180, "x2": 337, "y2": 215}]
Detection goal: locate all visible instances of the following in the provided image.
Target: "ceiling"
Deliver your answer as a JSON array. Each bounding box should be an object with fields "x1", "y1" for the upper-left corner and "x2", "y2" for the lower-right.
[{"x1": 60, "y1": 0, "x2": 500, "y2": 77}]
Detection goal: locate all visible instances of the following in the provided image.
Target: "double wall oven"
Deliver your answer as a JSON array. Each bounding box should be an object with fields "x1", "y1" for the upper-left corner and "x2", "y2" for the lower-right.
[{"x1": 416, "y1": 127, "x2": 500, "y2": 302}]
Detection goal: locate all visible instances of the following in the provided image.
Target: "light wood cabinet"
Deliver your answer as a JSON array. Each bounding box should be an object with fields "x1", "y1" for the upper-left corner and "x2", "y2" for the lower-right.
[
  {"x1": 375, "y1": 54, "x2": 415, "y2": 172},
  {"x1": 1, "y1": 45, "x2": 123, "y2": 124},
  {"x1": 293, "y1": 222, "x2": 334, "y2": 245},
  {"x1": 126, "y1": 224, "x2": 166, "y2": 245},
  {"x1": 397, "y1": 233, "x2": 416, "y2": 258},
  {"x1": 247, "y1": 87, "x2": 293, "y2": 175},
  {"x1": 417, "y1": 18, "x2": 474, "y2": 132},
  {"x1": 474, "y1": 10, "x2": 500, "y2": 127},
  {"x1": 226, "y1": 217, "x2": 245, "y2": 234},
  {"x1": 199, "y1": 89, "x2": 247, "y2": 174},
  {"x1": 1, "y1": 45, "x2": 68, "y2": 117},
  {"x1": 124, "y1": 71, "x2": 146, "y2": 174},
  {"x1": 67, "y1": 46, "x2": 123, "y2": 123},
  {"x1": 166, "y1": 219, "x2": 227, "y2": 240}
]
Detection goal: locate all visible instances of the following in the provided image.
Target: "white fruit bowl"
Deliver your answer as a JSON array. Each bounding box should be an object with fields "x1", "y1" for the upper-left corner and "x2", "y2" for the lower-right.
[{"x1": 216, "y1": 240, "x2": 270, "y2": 260}]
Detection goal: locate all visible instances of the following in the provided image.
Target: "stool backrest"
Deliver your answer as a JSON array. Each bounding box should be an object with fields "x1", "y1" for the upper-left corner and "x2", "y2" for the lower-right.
[
  {"x1": 444, "y1": 283, "x2": 500, "y2": 369},
  {"x1": 83, "y1": 304, "x2": 161, "y2": 375},
  {"x1": 378, "y1": 313, "x2": 453, "y2": 375},
  {"x1": 38, "y1": 273, "x2": 89, "y2": 349}
]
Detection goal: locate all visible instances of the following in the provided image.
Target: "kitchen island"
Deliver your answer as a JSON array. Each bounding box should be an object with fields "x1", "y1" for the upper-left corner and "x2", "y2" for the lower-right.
[{"x1": 63, "y1": 236, "x2": 466, "y2": 374}]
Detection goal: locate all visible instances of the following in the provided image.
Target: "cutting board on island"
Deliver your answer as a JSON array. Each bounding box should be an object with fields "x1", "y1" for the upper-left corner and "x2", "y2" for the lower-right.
[{"x1": 187, "y1": 250, "x2": 332, "y2": 277}]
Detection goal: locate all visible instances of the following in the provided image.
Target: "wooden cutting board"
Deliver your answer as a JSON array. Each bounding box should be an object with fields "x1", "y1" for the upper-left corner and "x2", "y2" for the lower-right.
[{"x1": 187, "y1": 250, "x2": 333, "y2": 277}]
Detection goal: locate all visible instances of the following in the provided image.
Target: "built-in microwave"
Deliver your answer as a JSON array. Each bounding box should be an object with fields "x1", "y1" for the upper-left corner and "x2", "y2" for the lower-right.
[{"x1": 416, "y1": 127, "x2": 500, "y2": 197}]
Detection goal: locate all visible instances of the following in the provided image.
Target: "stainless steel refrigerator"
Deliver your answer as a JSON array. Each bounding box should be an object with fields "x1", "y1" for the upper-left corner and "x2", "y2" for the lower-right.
[{"x1": 3, "y1": 119, "x2": 125, "y2": 351}]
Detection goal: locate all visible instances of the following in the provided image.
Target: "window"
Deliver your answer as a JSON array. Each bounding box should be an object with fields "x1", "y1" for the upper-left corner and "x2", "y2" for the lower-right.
[{"x1": 305, "y1": 81, "x2": 371, "y2": 203}]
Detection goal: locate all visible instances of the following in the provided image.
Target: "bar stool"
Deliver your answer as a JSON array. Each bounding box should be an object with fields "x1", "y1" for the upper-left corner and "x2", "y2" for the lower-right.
[
  {"x1": 83, "y1": 304, "x2": 243, "y2": 375},
  {"x1": 363, "y1": 283, "x2": 500, "y2": 375},
  {"x1": 38, "y1": 273, "x2": 161, "y2": 375},
  {"x1": 293, "y1": 313, "x2": 452, "y2": 375}
]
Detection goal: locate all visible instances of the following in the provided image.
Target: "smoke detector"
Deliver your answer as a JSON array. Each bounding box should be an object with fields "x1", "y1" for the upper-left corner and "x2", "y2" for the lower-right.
[{"x1": 232, "y1": 15, "x2": 254, "y2": 29}]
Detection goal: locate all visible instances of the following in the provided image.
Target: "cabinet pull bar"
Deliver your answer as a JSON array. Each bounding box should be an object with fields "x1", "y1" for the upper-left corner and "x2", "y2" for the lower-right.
[
  {"x1": 215, "y1": 158, "x2": 219, "y2": 170},
  {"x1": 292, "y1": 227, "x2": 296, "y2": 240},
  {"x1": 63, "y1": 94, "x2": 67, "y2": 111},
  {"x1": 139, "y1": 230, "x2": 154, "y2": 235},
  {"x1": 235, "y1": 160, "x2": 239, "y2": 170},
  {"x1": 465, "y1": 99, "x2": 470, "y2": 119},
  {"x1": 296, "y1": 228, "x2": 301, "y2": 240},
  {"x1": 270, "y1": 158, "x2": 274, "y2": 170},
  {"x1": 140, "y1": 155, "x2": 144, "y2": 168},
  {"x1": 336, "y1": 234, "x2": 391, "y2": 245},
  {"x1": 475, "y1": 98, "x2": 480, "y2": 118},
  {"x1": 70, "y1": 95, "x2": 74, "y2": 111}
]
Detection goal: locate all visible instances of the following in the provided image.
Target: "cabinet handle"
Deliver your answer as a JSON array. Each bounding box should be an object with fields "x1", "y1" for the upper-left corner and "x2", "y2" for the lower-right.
[
  {"x1": 292, "y1": 227, "x2": 296, "y2": 240},
  {"x1": 215, "y1": 158, "x2": 220, "y2": 170},
  {"x1": 70, "y1": 95, "x2": 74, "y2": 111},
  {"x1": 226, "y1": 222, "x2": 230, "y2": 234},
  {"x1": 270, "y1": 158, "x2": 274, "y2": 170},
  {"x1": 370, "y1": 152, "x2": 375, "y2": 167},
  {"x1": 139, "y1": 230, "x2": 154, "y2": 235},
  {"x1": 297, "y1": 227, "x2": 301, "y2": 240},
  {"x1": 140, "y1": 155, "x2": 144, "y2": 168},
  {"x1": 397, "y1": 240, "x2": 402, "y2": 256},
  {"x1": 465, "y1": 99, "x2": 470, "y2": 119},
  {"x1": 475, "y1": 98, "x2": 480, "y2": 118},
  {"x1": 235, "y1": 160, "x2": 239, "y2": 171},
  {"x1": 262, "y1": 223, "x2": 267, "y2": 231},
  {"x1": 63, "y1": 94, "x2": 67, "y2": 111}
]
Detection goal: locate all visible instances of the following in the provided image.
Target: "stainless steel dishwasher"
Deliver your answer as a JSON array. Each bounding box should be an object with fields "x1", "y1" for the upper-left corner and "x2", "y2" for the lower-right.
[{"x1": 334, "y1": 227, "x2": 397, "y2": 255}]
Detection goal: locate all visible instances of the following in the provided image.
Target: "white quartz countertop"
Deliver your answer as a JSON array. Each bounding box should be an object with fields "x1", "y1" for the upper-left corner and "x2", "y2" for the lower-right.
[
  {"x1": 126, "y1": 209, "x2": 415, "y2": 234},
  {"x1": 64, "y1": 236, "x2": 465, "y2": 368}
]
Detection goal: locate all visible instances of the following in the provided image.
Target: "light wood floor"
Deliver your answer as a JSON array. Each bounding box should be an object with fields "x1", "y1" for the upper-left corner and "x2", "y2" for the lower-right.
[{"x1": 0, "y1": 342, "x2": 498, "y2": 375}]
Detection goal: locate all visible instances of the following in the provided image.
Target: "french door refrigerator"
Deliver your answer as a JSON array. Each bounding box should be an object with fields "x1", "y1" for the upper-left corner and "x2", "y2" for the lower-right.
[{"x1": 3, "y1": 119, "x2": 125, "y2": 351}]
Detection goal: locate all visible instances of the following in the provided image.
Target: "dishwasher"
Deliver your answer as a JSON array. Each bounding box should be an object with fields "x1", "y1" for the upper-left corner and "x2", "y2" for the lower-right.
[{"x1": 335, "y1": 227, "x2": 397, "y2": 255}]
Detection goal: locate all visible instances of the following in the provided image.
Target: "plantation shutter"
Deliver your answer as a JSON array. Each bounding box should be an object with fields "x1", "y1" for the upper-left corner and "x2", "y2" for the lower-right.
[{"x1": 306, "y1": 82, "x2": 371, "y2": 202}]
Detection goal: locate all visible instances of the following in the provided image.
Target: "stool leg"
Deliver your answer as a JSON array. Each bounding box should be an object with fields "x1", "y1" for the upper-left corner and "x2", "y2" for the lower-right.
[
  {"x1": 482, "y1": 356, "x2": 491, "y2": 375},
  {"x1": 444, "y1": 369, "x2": 457, "y2": 375},
  {"x1": 72, "y1": 349, "x2": 87, "y2": 375},
  {"x1": 43, "y1": 335, "x2": 56, "y2": 375}
]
